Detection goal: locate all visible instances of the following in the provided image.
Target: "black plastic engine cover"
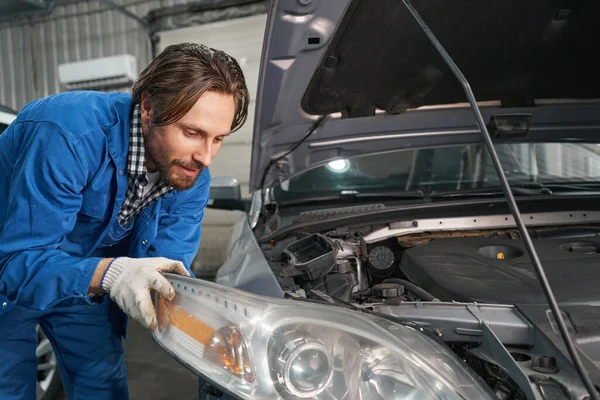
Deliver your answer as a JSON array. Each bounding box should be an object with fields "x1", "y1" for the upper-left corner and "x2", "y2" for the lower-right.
[
  {"x1": 400, "y1": 237, "x2": 600, "y2": 305},
  {"x1": 303, "y1": 272, "x2": 358, "y2": 303},
  {"x1": 401, "y1": 236, "x2": 600, "y2": 387}
]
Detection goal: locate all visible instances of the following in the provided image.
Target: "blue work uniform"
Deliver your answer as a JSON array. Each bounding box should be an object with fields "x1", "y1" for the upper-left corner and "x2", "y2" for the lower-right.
[{"x1": 0, "y1": 91, "x2": 210, "y2": 399}]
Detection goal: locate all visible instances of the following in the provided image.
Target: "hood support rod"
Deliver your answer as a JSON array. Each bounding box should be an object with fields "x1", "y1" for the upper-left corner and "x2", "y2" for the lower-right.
[{"x1": 400, "y1": 0, "x2": 599, "y2": 397}]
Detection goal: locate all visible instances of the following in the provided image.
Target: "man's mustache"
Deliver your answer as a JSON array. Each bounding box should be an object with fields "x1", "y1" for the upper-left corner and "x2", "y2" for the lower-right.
[{"x1": 172, "y1": 160, "x2": 205, "y2": 171}]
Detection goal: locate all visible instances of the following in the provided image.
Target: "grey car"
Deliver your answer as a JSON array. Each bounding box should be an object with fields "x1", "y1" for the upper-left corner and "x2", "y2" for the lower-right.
[{"x1": 152, "y1": 1, "x2": 600, "y2": 399}]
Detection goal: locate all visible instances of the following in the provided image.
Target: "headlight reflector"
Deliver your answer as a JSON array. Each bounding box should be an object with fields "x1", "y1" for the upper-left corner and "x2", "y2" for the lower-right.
[
  {"x1": 155, "y1": 293, "x2": 255, "y2": 389},
  {"x1": 152, "y1": 276, "x2": 495, "y2": 400},
  {"x1": 276, "y1": 339, "x2": 332, "y2": 397}
]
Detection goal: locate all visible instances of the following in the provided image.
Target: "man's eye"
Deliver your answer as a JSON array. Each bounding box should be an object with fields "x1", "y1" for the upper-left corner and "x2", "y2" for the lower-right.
[
  {"x1": 185, "y1": 131, "x2": 198, "y2": 137},
  {"x1": 215, "y1": 137, "x2": 224, "y2": 143}
]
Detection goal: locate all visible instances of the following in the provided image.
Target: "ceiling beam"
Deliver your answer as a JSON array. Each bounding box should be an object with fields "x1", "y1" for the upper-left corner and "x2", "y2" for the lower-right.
[{"x1": 18, "y1": 0, "x2": 53, "y2": 9}]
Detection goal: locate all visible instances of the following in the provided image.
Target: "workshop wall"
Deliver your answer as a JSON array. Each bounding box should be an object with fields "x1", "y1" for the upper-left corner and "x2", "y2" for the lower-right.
[
  {"x1": 0, "y1": 0, "x2": 268, "y2": 111},
  {"x1": 0, "y1": 0, "x2": 160, "y2": 110}
]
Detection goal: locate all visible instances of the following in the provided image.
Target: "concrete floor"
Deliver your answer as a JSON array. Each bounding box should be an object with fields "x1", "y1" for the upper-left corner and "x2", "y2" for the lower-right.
[{"x1": 58, "y1": 319, "x2": 199, "y2": 399}]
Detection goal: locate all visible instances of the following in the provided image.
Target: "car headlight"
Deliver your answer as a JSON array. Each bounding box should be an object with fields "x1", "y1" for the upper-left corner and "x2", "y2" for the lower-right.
[{"x1": 152, "y1": 275, "x2": 494, "y2": 400}]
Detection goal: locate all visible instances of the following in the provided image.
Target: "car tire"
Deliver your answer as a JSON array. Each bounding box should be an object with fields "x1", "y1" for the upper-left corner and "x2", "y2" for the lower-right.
[{"x1": 36, "y1": 325, "x2": 62, "y2": 400}]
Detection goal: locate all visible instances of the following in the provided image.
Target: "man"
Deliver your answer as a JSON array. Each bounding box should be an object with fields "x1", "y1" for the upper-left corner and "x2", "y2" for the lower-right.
[{"x1": 0, "y1": 43, "x2": 249, "y2": 399}]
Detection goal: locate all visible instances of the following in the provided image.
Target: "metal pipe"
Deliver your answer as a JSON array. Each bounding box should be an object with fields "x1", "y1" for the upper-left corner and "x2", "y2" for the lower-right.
[
  {"x1": 350, "y1": 257, "x2": 363, "y2": 292},
  {"x1": 1, "y1": 0, "x2": 152, "y2": 26},
  {"x1": 97, "y1": 0, "x2": 155, "y2": 59}
]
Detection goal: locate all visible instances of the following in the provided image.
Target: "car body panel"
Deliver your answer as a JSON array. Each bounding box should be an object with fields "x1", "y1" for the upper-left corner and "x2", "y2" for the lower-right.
[
  {"x1": 250, "y1": 0, "x2": 600, "y2": 190},
  {"x1": 215, "y1": 216, "x2": 285, "y2": 299}
]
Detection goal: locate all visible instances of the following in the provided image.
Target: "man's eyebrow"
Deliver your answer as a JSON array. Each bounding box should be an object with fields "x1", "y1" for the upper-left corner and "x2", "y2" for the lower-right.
[
  {"x1": 181, "y1": 123, "x2": 232, "y2": 136},
  {"x1": 181, "y1": 123, "x2": 206, "y2": 133}
]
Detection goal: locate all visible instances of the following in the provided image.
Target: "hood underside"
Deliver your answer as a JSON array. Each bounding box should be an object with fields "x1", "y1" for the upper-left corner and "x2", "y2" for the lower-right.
[{"x1": 250, "y1": 0, "x2": 600, "y2": 190}]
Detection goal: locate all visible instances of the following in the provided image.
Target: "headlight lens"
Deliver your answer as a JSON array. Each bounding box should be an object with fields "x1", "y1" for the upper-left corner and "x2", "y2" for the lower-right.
[
  {"x1": 152, "y1": 275, "x2": 494, "y2": 400},
  {"x1": 275, "y1": 338, "x2": 332, "y2": 397}
]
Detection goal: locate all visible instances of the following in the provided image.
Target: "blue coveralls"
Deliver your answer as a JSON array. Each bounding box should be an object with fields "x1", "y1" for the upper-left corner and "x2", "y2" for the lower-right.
[{"x1": 0, "y1": 91, "x2": 210, "y2": 399}]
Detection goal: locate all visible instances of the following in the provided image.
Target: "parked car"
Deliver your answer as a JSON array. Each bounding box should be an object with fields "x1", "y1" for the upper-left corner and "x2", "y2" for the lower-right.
[
  {"x1": 0, "y1": 105, "x2": 17, "y2": 134},
  {"x1": 150, "y1": 1, "x2": 600, "y2": 399},
  {"x1": 0, "y1": 105, "x2": 62, "y2": 400}
]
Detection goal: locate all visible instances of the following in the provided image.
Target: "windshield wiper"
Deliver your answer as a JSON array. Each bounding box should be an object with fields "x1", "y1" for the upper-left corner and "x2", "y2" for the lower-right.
[
  {"x1": 515, "y1": 181, "x2": 600, "y2": 194},
  {"x1": 281, "y1": 184, "x2": 575, "y2": 207},
  {"x1": 430, "y1": 186, "x2": 543, "y2": 198},
  {"x1": 278, "y1": 189, "x2": 426, "y2": 207},
  {"x1": 436, "y1": 182, "x2": 600, "y2": 198},
  {"x1": 403, "y1": 0, "x2": 599, "y2": 398},
  {"x1": 350, "y1": 189, "x2": 427, "y2": 199}
]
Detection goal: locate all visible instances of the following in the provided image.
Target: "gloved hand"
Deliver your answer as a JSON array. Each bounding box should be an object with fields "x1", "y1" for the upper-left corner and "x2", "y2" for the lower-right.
[{"x1": 101, "y1": 257, "x2": 191, "y2": 330}]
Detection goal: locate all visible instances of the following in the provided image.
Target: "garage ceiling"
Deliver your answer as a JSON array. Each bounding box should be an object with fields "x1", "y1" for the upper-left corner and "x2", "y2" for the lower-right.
[{"x1": 0, "y1": 0, "x2": 55, "y2": 20}]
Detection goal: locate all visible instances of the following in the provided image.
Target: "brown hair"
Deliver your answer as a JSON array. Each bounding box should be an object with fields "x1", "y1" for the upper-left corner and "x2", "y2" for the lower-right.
[{"x1": 132, "y1": 43, "x2": 249, "y2": 132}]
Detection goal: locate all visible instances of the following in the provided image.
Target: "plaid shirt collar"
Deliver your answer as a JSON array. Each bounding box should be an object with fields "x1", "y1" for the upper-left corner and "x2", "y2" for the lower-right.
[
  {"x1": 127, "y1": 104, "x2": 149, "y2": 184},
  {"x1": 117, "y1": 104, "x2": 173, "y2": 226}
]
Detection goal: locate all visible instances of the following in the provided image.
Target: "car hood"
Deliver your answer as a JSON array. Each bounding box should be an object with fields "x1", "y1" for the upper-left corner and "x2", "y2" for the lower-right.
[{"x1": 250, "y1": 0, "x2": 600, "y2": 191}]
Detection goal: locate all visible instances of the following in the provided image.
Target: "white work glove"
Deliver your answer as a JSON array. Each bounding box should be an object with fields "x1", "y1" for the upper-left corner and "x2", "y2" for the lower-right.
[{"x1": 101, "y1": 257, "x2": 191, "y2": 330}]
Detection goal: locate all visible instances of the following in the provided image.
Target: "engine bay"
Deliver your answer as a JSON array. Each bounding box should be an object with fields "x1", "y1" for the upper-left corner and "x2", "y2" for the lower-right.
[
  {"x1": 262, "y1": 223, "x2": 600, "y2": 306},
  {"x1": 260, "y1": 220, "x2": 600, "y2": 399}
]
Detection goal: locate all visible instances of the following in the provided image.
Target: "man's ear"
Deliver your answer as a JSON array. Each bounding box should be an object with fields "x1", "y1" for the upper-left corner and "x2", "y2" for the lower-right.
[{"x1": 140, "y1": 92, "x2": 153, "y2": 128}]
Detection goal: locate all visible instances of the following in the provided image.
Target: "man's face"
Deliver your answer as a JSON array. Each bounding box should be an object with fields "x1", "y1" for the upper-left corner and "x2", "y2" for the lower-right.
[{"x1": 141, "y1": 90, "x2": 236, "y2": 190}]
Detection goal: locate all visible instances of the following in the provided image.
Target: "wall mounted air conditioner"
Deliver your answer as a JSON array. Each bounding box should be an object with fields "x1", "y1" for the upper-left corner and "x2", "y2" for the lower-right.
[{"x1": 58, "y1": 54, "x2": 138, "y2": 90}]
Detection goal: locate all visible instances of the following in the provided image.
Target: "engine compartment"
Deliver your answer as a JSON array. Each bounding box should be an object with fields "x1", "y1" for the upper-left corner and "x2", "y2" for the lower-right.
[
  {"x1": 401, "y1": 235, "x2": 600, "y2": 305},
  {"x1": 259, "y1": 222, "x2": 600, "y2": 399},
  {"x1": 263, "y1": 224, "x2": 600, "y2": 306}
]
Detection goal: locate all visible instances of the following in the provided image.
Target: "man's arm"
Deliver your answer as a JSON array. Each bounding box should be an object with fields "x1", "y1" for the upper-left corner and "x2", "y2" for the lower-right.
[
  {"x1": 84, "y1": 169, "x2": 210, "y2": 330},
  {"x1": 0, "y1": 121, "x2": 107, "y2": 309},
  {"x1": 88, "y1": 258, "x2": 114, "y2": 295},
  {"x1": 0, "y1": 121, "x2": 189, "y2": 330}
]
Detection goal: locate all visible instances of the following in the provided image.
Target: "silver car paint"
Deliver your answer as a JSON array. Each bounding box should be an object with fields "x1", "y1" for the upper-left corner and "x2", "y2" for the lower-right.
[{"x1": 215, "y1": 215, "x2": 285, "y2": 299}]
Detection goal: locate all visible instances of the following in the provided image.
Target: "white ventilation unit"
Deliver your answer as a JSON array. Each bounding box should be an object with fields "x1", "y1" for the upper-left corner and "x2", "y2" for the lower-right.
[{"x1": 58, "y1": 54, "x2": 138, "y2": 90}]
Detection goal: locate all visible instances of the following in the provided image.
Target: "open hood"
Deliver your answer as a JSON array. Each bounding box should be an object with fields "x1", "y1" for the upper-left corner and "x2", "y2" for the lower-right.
[{"x1": 250, "y1": 0, "x2": 600, "y2": 191}]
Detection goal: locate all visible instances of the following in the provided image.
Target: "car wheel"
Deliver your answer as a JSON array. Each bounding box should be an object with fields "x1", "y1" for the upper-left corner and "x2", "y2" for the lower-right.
[{"x1": 36, "y1": 325, "x2": 62, "y2": 400}]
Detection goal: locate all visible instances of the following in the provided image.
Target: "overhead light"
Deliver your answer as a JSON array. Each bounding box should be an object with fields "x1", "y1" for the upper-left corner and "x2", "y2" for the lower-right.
[{"x1": 326, "y1": 159, "x2": 350, "y2": 173}]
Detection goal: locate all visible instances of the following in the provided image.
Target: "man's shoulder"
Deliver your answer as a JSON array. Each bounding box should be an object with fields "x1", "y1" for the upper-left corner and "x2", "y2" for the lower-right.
[{"x1": 17, "y1": 91, "x2": 134, "y2": 139}]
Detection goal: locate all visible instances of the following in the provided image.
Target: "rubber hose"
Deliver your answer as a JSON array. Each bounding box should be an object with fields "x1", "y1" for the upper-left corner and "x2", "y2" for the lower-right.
[{"x1": 383, "y1": 278, "x2": 439, "y2": 302}]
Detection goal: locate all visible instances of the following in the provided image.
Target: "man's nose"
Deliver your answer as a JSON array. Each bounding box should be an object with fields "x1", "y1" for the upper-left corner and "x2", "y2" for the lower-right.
[{"x1": 193, "y1": 140, "x2": 212, "y2": 167}]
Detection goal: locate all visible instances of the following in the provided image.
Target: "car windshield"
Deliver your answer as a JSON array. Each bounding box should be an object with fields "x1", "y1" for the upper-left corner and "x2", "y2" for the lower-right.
[{"x1": 274, "y1": 142, "x2": 600, "y2": 200}]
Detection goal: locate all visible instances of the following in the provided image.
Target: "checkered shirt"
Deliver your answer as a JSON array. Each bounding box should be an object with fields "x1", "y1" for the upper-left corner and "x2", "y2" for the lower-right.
[{"x1": 117, "y1": 104, "x2": 173, "y2": 226}]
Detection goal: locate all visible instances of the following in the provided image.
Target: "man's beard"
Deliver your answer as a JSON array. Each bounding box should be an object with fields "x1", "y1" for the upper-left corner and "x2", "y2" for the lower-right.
[{"x1": 145, "y1": 124, "x2": 206, "y2": 191}]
